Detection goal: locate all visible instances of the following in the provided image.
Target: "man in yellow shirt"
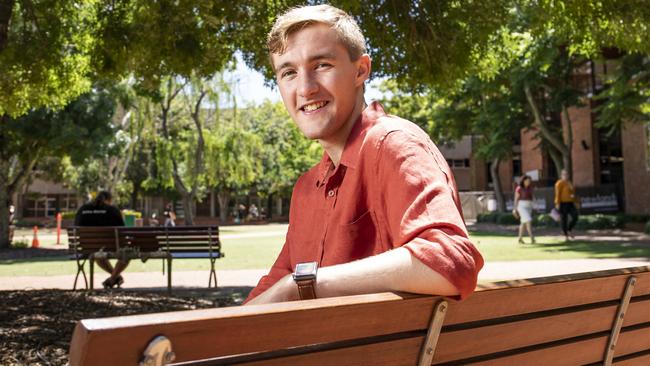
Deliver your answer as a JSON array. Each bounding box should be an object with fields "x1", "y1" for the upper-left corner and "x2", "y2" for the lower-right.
[{"x1": 554, "y1": 169, "x2": 579, "y2": 240}]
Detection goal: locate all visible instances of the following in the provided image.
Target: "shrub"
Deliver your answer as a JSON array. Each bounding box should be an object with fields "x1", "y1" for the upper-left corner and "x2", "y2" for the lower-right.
[
  {"x1": 533, "y1": 214, "x2": 558, "y2": 227},
  {"x1": 496, "y1": 213, "x2": 519, "y2": 225},
  {"x1": 61, "y1": 211, "x2": 76, "y2": 220},
  {"x1": 477, "y1": 212, "x2": 498, "y2": 223},
  {"x1": 121, "y1": 209, "x2": 142, "y2": 218},
  {"x1": 11, "y1": 240, "x2": 29, "y2": 249},
  {"x1": 14, "y1": 219, "x2": 45, "y2": 228},
  {"x1": 574, "y1": 214, "x2": 625, "y2": 230},
  {"x1": 645, "y1": 221, "x2": 650, "y2": 234}
]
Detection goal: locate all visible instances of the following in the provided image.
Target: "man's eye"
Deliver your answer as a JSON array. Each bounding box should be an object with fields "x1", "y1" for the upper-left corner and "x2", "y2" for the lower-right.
[
  {"x1": 281, "y1": 70, "x2": 296, "y2": 78},
  {"x1": 317, "y1": 63, "x2": 332, "y2": 69}
]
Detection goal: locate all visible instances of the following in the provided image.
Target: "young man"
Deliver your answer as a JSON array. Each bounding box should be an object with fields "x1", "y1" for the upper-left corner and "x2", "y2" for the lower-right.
[
  {"x1": 74, "y1": 191, "x2": 128, "y2": 289},
  {"x1": 245, "y1": 5, "x2": 483, "y2": 305}
]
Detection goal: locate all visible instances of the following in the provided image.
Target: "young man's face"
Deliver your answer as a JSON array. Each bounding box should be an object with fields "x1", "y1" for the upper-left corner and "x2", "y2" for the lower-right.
[{"x1": 272, "y1": 24, "x2": 370, "y2": 143}]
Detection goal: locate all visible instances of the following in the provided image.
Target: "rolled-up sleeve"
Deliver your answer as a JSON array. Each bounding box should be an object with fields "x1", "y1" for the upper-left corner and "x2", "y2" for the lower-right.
[{"x1": 375, "y1": 130, "x2": 483, "y2": 299}]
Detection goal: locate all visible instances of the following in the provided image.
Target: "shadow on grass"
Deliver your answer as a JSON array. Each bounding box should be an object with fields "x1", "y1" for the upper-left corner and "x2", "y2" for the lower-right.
[
  {"x1": 0, "y1": 256, "x2": 69, "y2": 265},
  {"x1": 527, "y1": 240, "x2": 650, "y2": 259},
  {"x1": 470, "y1": 229, "x2": 650, "y2": 259}
]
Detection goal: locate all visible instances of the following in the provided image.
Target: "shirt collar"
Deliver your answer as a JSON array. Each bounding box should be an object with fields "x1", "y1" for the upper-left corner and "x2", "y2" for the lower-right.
[
  {"x1": 339, "y1": 101, "x2": 386, "y2": 169},
  {"x1": 315, "y1": 101, "x2": 387, "y2": 186}
]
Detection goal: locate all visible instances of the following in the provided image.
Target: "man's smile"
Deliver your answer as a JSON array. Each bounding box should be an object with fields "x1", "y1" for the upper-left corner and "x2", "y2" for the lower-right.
[{"x1": 301, "y1": 101, "x2": 329, "y2": 113}]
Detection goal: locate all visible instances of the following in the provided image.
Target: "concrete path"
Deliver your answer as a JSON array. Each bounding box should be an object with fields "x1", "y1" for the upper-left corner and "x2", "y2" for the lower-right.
[{"x1": 2, "y1": 258, "x2": 648, "y2": 291}]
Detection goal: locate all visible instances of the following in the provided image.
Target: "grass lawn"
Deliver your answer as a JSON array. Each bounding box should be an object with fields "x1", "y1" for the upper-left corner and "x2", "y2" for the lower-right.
[
  {"x1": 471, "y1": 231, "x2": 650, "y2": 261},
  {"x1": 2, "y1": 226, "x2": 649, "y2": 277}
]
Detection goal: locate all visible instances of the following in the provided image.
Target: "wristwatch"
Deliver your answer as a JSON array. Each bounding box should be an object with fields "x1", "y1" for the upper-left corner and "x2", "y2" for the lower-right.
[{"x1": 293, "y1": 262, "x2": 318, "y2": 300}]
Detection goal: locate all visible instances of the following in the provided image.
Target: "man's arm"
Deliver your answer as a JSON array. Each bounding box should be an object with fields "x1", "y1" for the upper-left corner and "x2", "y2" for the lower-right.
[{"x1": 246, "y1": 246, "x2": 457, "y2": 305}]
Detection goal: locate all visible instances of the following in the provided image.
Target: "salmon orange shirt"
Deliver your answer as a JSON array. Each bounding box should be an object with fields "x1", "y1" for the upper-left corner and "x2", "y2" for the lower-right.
[{"x1": 246, "y1": 102, "x2": 484, "y2": 302}]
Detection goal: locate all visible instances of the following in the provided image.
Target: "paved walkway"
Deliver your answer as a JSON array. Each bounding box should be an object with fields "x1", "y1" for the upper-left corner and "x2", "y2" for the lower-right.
[{"x1": 2, "y1": 258, "x2": 648, "y2": 291}]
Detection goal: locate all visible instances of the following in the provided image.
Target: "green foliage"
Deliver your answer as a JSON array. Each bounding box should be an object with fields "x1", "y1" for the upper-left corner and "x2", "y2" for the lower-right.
[
  {"x1": 246, "y1": 101, "x2": 321, "y2": 197},
  {"x1": 497, "y1": 213, "x2": 520, "y2": 225},
  {"x1": 574, "y1": 214, "x2": 625, "y2": 230},
  {"x1": 2, "y1": 89, "x2": 116, "y2": 163},
  {"x1": 0, "y1": 0, "x2": 94, "y2": 117},
  {"x1": 645, "y1": 221, "x2": 650, "y2": 234},
  {"x1": 529, "y1": 1, "x2": 650, "y2": 56},
  {"x1": 594, "y1": 54, "x2": 650, "y2": 135},
  {"x1": 476, "y1": 212, "x2": 500, "y2": 224},
  {"x1": 205, "y1": 124, "x2": 264, "y2": 196},
  {"x1": 61, "y1": 211, "x2": 76, "y2": 220},
  {"x1": 533, "y1": 214, "x2": 559, "y2": 228},
  {"x1": 121, "y1": 209, "x2": 142, "y2": 219},
  {"x1": 10, "y1": 240, "x2": 29, "y2": 249}
]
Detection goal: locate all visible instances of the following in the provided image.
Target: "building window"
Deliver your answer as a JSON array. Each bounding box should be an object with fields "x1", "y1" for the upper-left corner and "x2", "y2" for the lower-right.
[{"x1": 447, "y1": 159, "x2": 470, "y2": 168}]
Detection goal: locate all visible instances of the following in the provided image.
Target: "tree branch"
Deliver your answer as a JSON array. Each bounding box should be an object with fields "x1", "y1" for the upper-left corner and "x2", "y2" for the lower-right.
[{"x1": 524, "y1": 83, "x2": 569, "y2": 155}]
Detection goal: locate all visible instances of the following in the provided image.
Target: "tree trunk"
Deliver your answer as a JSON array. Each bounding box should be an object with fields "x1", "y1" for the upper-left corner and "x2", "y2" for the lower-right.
[
  {"x1": 524, "y1": 84, "x2": 573, "y2": 179},
  {"x1": 547, "y1": 145, "x2": 564, "y2": 178},
  {"x1": 0, "y1": 0, "x2": 14, "y2": 52},
  {"x1": 275, "y1": 197, "x2": 283, "y2": 217},
  {"x1": 210, "y1": 189, "x2": 216, "y2": 217},
  {"x1": 0, "y1": 160, "x2": 10, "y2": 249},
  {"x1": 217, "y1": 191, "x2": 229, "y2": 224},
  {"x1": 181, "y1": 195, "x2": 196, "y2": 226},
  {"x1": 490, "y1": 157, "x2": 506, "y2": 212},
  {"x1": 561, "y1": 105, "x2": 574, "y2": 181}
]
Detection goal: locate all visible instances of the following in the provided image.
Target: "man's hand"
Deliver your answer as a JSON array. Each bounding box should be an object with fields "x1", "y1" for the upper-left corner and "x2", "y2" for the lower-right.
[{"x1": 245, "y1": 274, "x2": 299, "y2": 305}]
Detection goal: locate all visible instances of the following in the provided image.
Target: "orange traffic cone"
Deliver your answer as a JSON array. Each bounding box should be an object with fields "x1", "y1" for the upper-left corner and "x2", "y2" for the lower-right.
[{"x1": 32, "y1": 226, "x2": 40, "y2": 248}]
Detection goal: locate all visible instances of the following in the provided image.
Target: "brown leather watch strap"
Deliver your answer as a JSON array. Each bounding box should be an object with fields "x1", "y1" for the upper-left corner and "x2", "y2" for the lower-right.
[{"x1": 296, "y1": 278, "x2": 317, "y2": 300}]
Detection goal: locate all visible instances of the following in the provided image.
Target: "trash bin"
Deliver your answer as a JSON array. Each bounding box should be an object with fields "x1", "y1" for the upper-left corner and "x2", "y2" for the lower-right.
[{"x1": 124, "y1": 214, "x2": 136, "y2": 227}]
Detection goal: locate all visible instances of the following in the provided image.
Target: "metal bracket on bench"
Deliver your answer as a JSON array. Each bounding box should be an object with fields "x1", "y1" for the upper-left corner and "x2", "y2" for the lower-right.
[
  {"x1": 604, "y1": 276, "x2": 637, "y2": 366},
  {"x1": 418, "y1": 300, "x2": 448, "y2": 366},
  {"x1": 140, "y1": 335, "x2": 176, "y2": 366}
]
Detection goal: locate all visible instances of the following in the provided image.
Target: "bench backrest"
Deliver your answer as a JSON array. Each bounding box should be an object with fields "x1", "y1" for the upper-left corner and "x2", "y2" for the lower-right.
[
  {"x1": 68, "y1": 266, "x2": 650, "y2": 365},
  {"x1": 68, "y1": 226, "x2": 220, "y2": 255},
  {"x1": 67, "y1": 227, "x2": 121, "y2": 256}
]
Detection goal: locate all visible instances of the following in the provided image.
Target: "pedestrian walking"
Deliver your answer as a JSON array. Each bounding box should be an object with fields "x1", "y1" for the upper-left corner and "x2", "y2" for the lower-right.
[
  {"x1": 554, "y1": 169, "x2": 579, "y2": 241},
  {"x1": 514, "y1": 175, "x2": 535, "y2": 244}
]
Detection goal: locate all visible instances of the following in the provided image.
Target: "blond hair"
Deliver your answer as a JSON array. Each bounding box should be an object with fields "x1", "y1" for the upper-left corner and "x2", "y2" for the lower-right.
[{"x1": 267, "y1": 4, "x2": 367, "y2": 65}]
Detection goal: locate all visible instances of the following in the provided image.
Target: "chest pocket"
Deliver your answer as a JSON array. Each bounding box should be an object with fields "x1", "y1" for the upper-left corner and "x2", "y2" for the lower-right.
[{"x1": 333, "y1": 210, "x2": 381, "y2": 260}]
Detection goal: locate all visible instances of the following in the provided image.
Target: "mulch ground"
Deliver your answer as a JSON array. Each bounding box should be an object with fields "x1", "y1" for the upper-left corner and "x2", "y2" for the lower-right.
[{"x1": 0, "y1": 288, "x2": 249, "y2": 366}]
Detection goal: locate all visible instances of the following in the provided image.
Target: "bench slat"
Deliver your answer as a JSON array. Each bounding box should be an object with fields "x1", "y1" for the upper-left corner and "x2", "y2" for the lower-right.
[
  {"x1": 435, "y1": 298, "x2": 650, "y2": 363},
  {"x1": 239, "y1": 336, "x2": 423, "y2": 366},
  {"x1": 612, "y1": 350, "x2": 650, "y2": 365},
  {"x1": 447, "y1": 269, "x2": 650, "y2": 325},
  {"x1": 459, "y1": 323, "x2": 650, "y2": 366}
]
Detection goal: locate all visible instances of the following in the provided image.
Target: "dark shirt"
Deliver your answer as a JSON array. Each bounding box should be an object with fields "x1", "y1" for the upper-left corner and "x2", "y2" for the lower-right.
[{"x1": 74, "y1": 202, "x2": 125, "y2": 227}]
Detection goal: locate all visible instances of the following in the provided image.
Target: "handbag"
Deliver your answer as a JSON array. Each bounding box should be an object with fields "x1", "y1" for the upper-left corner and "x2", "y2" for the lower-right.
[{"x1": 550, "y1": 208, "x2": 561, "y2": 222}]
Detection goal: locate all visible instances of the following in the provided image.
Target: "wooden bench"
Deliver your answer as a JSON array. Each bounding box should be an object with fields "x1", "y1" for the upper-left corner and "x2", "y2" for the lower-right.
[
  {"x1": 69, "y1": 265, "x2": 650, "y2": 365},
  {"x1": 68, "y1": 226, "x2": 223, "y2": 292}
]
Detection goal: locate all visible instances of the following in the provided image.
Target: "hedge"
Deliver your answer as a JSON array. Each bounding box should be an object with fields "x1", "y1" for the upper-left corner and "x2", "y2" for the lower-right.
[{"x1": 476, "y1": 212, "x2": 640, "y2": 230}]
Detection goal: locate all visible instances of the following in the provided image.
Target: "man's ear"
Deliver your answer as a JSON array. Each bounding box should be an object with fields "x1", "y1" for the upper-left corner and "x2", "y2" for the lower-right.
[{"x1": 355, "y1": 54, "x2": 371, "y2": 86}]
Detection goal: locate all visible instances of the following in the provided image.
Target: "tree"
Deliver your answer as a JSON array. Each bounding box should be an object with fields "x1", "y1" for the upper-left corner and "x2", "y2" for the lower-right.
[
  {"x1": 0, "y1": 90, "x2": 116, "y2": 248},
  {"x1": 0, "y1": 0, "x2": 93, "y2": 117},
  {"x1": 247, "y1": 101, "x2": 321, "y2": 217},
  {"x1": 205, "y1": 125, "x2": 264, "y2": 223}
]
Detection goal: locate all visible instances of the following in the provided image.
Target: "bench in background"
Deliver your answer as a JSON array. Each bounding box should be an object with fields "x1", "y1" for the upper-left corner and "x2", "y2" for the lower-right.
[
  {"x1": 68, "y1": 226, "x2": 223, "y2": 292},
  {"x1": 69, "y1": 265, "x2": 650, "y2": 365}
]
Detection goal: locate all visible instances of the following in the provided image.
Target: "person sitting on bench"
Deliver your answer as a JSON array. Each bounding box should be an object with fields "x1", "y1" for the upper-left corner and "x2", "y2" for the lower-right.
[
  {"x1": 74, "y1": 191, "x2": 128, "y2": 289},
  {"x1": 245, "y1": 5, "x2": 483, "y2": 305}
]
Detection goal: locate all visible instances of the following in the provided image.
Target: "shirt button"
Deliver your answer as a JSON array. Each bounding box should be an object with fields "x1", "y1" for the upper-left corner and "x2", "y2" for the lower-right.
[{"x1": 327, "y1": 190, "x2": 335, "y2": 197}]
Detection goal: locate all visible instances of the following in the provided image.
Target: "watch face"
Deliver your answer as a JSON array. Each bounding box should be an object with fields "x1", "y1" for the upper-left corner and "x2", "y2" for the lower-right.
[
  {"x1": 294, "y1": 261, "x2": 318, "y2": 280},
  {"x1": 296, "y1": 262, "x2": 316, "y2": 275}
]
